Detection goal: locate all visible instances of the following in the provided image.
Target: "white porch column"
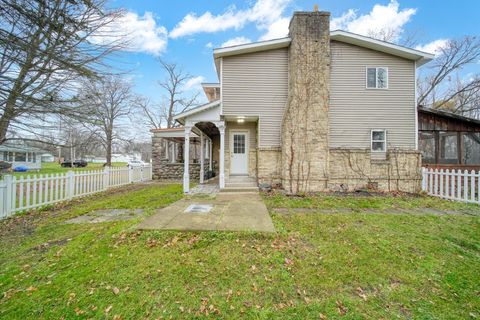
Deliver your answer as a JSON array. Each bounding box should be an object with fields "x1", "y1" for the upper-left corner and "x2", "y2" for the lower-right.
[
  {"x1": 183, "y1": 126, "x2": 192, "y2": 193},
  {"x1": 170, "y1": 141, "x2": 175, "y2": 163},
  {"x1": 164, "y1": 140, "x2": 169, "y2": 160},
  {"x1": 209, "y1": 139, "x2": 213, "y2": 171},
  {"x1": 218, "y1": 122, "x2": 225, "y2": 189},
  {"x1": 200, "y1": 132, "x2": 205, "y2": 184}
]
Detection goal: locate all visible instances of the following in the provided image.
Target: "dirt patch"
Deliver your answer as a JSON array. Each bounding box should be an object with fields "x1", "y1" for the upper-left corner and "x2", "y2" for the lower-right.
[
  {"x1": 65, "y1": 209, "x2": 145, "y2": 224},
  {"x1": 30, "y1": 238, "x2": 71, "y2": 253}
]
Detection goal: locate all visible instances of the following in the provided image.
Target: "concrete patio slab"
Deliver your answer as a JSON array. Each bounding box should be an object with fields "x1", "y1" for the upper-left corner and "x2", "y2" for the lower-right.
[{"x1": 137, "y1": 193, "x2": 275, "y2": 233}]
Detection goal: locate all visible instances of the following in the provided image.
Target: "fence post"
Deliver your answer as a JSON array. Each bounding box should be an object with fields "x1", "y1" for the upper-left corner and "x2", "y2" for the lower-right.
[
  {"x1": 4, "y1": 175, "x2": 14, "y2": 217},
  {"x1": 128, "y1": 166, "x2": 133, "y2": 183},
  {"x1": 103, "y1": 166, "x2": 110, "y2": 190},
  {"x1": 421, "y1": 168, "x2": 427, "y2": 191},
  {"x1": 67, "y1": 171, "x2": 75, "y2": 199},
  {"x1": 0, "y1": 180, "x2": 5, "y2": 218},
  {"x1": 149, "y1": 159, "x2": 153, "y2": 180}
]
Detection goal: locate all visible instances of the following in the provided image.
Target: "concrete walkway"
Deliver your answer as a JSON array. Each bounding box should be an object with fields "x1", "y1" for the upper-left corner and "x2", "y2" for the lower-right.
[{"x1": 137, "y1": 193, "x2": 275, "y2": 233}]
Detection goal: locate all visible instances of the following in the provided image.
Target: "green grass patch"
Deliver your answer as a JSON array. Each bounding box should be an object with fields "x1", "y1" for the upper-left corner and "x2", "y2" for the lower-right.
[
  {"x1": 262, "y1": 191, "x2": 480, "y2": 213},
  {"x1": 0, "y1": 186, "x2": 479, "y2": 319},
  {"x1": 8, "y1": 162, "x2": 127, "y2": 178}
]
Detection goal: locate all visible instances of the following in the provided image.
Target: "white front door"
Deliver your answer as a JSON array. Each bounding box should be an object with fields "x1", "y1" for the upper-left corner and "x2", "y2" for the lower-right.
[{"x1": 230, "y1": 131, "x2": 248, "y2": 175}]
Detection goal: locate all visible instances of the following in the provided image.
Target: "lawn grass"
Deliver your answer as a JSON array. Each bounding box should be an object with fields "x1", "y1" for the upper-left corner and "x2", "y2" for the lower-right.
[
  {"x1": 0, "y1": 185, "x2": 479, "y2": 319},
  {"x1": 263, "y1": 190, "x2": 480, "y2": 213},
  {"x1": 8, "y1": 162, "x2": 127, "y2": 178}
]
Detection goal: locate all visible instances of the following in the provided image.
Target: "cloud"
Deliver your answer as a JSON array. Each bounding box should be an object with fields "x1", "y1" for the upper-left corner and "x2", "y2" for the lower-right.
[
  {"x1": 169, "y1": 0, "x2": 292, "y2": 41},
  {"x1": 183, "y1": 76, "x2": 206, "y2": 91},
  {"x1": 415, "y1": 39, "x2": 449, "y2": 55},
  {"x1": 205, "y1": 42, "x2": 214, "y2": 49},
  {"x1": 91, "y1": 11, "x2": 168, "y2": 56},
  {"x1": 331, "y1": 0, "x2": 416, "y2": 42},
  {"x1": 221, "y1": 36, "x2": 252, "y2": 47},
  {"x1": 258, "y1": 17, "x2": 290, "y2": 41}
]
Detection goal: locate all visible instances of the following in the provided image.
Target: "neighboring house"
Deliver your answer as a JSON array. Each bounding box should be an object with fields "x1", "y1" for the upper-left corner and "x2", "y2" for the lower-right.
[
  {"x1": 152, "y1": 10, "x2": 434, "y2": 193},
  {"x1": 84, "y1": 155, "x2": 107, "y2": 163},
  {"x1": 418, "y1": 107, "x2": 480, "y2": 170},
  {"x1": 111, "y1": 153, "x2": 141, "y2": 163},
  {"x1": 41, "y1": 153, "x2": 55, "y2": 163},
  {"x1": 0, "y1": 143, "x2": 42, "y2": 170}
]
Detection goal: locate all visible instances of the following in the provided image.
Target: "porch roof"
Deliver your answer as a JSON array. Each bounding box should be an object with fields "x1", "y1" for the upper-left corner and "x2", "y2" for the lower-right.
[
  {"x1": 150, "y1": 127, "x2": 199, "y2": 143},
  {"x1": 173, "y1": 100, "x2": 221, "y2": 124}
]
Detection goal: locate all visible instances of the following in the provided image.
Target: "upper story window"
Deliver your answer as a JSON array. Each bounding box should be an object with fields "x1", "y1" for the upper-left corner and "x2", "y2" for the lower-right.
[
  {"x1": 371, "y1": 129, "x2": 387, "y2": 152},
  {"x1": 366, "y1": 67, "x2": 388, "y2": 89}
]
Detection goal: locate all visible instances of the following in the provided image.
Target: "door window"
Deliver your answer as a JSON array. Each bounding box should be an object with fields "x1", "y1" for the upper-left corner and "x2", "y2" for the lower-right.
[{"x1": 233, "y1": 134, "x2": 246, "y2": 154}]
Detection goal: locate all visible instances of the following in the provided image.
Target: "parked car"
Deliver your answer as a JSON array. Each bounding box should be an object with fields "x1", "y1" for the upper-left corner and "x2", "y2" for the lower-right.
[
  {"x1": 13, "y1": 165, "x2": 29, "y2": 172},
  {"x1": 61, "y1": 159, "x2": 88, "y2": 168},
  {"x1": 128, "y1": 160, "x2": 147, "y2": 168}
]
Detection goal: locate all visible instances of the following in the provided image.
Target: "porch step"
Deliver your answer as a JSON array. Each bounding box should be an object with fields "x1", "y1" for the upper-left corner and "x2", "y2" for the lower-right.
[
  {"x1": 225, "y1": 182, "x2": 258, "y2": 188},
  {"x1": 223, "y1": 176, "x2": 258, "y2": 193},
  {"x1": 220, "y1": 186, "x2": 259, "y2": 193}
]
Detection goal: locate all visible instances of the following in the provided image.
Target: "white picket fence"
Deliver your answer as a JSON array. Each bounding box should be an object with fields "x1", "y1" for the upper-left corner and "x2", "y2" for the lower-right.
[
  {"x1": 0, "y1": 165, "x2": 152, "y2": 219},
  {"x1": 422, "y1": 167, "x2": 480, "y2": 204}
]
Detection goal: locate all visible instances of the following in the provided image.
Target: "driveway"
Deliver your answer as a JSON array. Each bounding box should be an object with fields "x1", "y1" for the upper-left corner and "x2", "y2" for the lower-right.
[{"x1": 137, "y1": 192, "x2": 275, "y2": 233}]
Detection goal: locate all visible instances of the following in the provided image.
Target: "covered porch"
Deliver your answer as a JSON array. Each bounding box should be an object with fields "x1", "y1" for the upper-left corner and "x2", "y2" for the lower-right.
[{"x1": 157, "y1": 100, "x2": 258, "y2": 193}]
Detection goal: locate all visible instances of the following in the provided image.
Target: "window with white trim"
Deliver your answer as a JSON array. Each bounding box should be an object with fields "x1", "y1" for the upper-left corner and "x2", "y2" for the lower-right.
[
  {"x1": 366, "y1": 67, "x2": 388, "y2": 89},
  {"x1": 371, "y1": 130, "x2": 387, "y2": 152}
]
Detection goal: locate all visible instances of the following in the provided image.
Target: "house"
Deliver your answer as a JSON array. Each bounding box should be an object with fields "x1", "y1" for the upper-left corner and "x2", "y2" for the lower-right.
[
  {"x1": 40, "y1": 153, "x2": 55, "y2": 163},
  {"x1": 0, "y1": 143, "x2": 42, "y2": 170},
  {"x1": 84, "y1": 155, "x2": 107, "y2": 163},
  {"x1": 151, "y1": 9, "x2": 434, "y2": 193},
  {"x1": 418, "y1": 106, "x2": 480, "y2": 171},
  {"x1": 111, "y1": 153, "x2": 141, "y2": 163}
]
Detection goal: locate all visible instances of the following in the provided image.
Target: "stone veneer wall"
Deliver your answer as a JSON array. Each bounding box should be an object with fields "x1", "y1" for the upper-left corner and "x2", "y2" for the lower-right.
[
  {"x1": 281, "y1": 11, "x2": 331, "y2": 193},
  {"x1": 152, "y1": 160, "x2": 200, "y2": 180},
  {"x1": 328, "y1": 149, "x2": 422, "y2": 193},
  {"x1": 258, "y1": 147, "x2": 282, "y2": 186}
]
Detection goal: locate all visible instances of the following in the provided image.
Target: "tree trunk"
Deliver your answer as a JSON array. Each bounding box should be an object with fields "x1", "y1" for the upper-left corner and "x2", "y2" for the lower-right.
[
  {"x1": 106, "y1": 132, "x2": 112, "y2": 166},
  {"x1": 0, "y1": 94, "x2": 18, "y2": 144}
]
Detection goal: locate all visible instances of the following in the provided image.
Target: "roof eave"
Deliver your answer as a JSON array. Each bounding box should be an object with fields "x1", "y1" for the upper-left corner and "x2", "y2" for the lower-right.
[
  {"x1": 213, "y1": 37, "x2": 291, "y2": 59},
  {"x1": 172, "y1": 100, "x2": 221, "y2": 122},
  {"x1": 330, "y1": 30, "x2": 435, "y2": 67}
]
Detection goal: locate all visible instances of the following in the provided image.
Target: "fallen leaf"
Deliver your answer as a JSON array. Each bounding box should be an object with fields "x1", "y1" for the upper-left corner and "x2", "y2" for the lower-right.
[
  {"x1": 336, "y1": 300, "x2": 348, "y2": 316},
  {"x1": 356, "y1": 287, "x2": 368, "y2": 301},
  {"x1": 113, "y1": 287, "x2": 120, "y2": 295},
  {"x1": 105, "y1": 305, "x2": 113, "y2": 314},
  {"x1": 74, "y1": 307, "x2": 85, "y2": 315}
]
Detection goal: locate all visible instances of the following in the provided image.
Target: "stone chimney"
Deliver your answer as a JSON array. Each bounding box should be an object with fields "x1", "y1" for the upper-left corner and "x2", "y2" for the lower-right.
[{"x1": 281, "y1": 10, "x2": 331, "y2": 193}]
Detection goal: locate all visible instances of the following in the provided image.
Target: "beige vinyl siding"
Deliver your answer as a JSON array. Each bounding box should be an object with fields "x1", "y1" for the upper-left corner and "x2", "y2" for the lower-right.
[
  {"x1": 329, "y1": 41, "x2": 416, "y2": 149},
  {"x1": 225, "y1": 121, "x2": 257, "y2": 151},
  {"x1": 222, "y1": 48, "x2": 288, "y2": 147}
]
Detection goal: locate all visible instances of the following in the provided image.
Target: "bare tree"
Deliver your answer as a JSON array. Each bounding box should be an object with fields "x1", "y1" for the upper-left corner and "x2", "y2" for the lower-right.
[
  {"x1": 417, "y1": 36, "x2": 480, "y2": 117},
  {"x1": 157, "y1": 60, "x2": 199, "y2": 128},
  {"x1": 79, "y1": 77, "x2": 132, "y2": 166},
  {"x1": 0, "y1": 0, "x2": 126, "y2": 144},
  {"x1": 133, "y1": 96, "x2": 163, "y2": 129}
]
